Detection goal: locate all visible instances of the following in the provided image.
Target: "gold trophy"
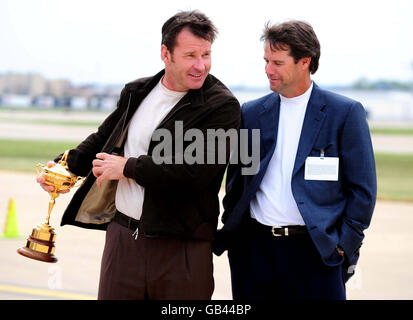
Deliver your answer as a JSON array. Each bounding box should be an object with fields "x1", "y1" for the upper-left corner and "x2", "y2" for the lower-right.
[{"x1": 17, "y1": 150, "x2": 84, "y2": 263}]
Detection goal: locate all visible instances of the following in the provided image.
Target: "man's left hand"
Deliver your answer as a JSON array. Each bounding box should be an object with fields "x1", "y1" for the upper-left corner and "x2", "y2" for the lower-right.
[{"x1": 92, "y1": 153, "x2": 128, "y2": 187}]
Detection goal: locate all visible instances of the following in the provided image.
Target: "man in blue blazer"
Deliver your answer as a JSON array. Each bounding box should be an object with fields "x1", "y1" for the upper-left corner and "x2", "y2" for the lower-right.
[{"x1": 214, "y1": 20, "x2": 377, "y2": 300}]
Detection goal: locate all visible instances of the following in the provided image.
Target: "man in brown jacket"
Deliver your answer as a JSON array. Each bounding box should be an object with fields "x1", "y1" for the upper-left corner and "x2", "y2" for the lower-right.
[{"x1": 37, "y1": 10, "x2": 240, "y2": 300}]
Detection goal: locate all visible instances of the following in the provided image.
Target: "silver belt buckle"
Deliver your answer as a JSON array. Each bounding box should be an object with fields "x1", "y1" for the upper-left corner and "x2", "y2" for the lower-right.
[{"x1": 271, "y1": 226, "x2": 283, "y2": 237}]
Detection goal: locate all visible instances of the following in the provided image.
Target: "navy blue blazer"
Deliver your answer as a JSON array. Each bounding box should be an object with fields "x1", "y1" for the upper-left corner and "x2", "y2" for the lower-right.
[{"x1": 215, "y1": 83, "x2": 377, "y2": 270}]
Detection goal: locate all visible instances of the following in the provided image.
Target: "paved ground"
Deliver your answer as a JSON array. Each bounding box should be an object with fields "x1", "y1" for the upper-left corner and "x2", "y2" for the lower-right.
[
  {"x1": 0, "y1": 171, "x2": 412, "y2": 300},
  {"x1": 371, "y1": 134, "x2": 413, "y2": 154}
]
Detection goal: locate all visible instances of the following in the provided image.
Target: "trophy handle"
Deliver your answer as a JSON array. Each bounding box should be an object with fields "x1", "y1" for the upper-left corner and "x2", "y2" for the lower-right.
[
  {"x1": 74, "y1": 176, "x2": 85, "y2": 188},
  {"x1": 59, "y1": 150, "x2": 70, "y2": 167},
  {"x1": 36, "y1": 163, "x2": 45, "y2": 175}
]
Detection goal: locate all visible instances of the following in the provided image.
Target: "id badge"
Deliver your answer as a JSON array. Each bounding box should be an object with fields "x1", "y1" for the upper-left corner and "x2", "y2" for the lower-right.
[{"x1": 305, "y1": 156, "x2": 339, "y2": 181}]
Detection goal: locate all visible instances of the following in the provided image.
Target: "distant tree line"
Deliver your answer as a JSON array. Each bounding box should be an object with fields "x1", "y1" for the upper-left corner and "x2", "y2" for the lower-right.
[{"x1": 352, "y1": 78, "x2": 413, "y2": 91}]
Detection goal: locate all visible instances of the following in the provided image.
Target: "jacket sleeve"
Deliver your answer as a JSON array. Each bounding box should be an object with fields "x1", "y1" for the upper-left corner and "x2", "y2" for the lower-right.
[
  {"x1": 338, "y1": 101, "x2": 377, "y2": 260},
  {"x1": 123, "y1": 100, "x2": 241, "y2": 193},
  {"x1": 221, "y1": 109, "x2": 246, "y2": 220},
  {"x1": 54, "y1": 87, "x2": 127, "y2": 177}
]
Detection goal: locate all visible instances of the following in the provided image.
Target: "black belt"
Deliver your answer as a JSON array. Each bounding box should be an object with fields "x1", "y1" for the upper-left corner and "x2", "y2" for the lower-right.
[
  {"x1": 113, "y1": 210, "x2": 140, "y2": 231},
  {"x1": 249, "y1": 218, "x2": 308, "y2": 237}
]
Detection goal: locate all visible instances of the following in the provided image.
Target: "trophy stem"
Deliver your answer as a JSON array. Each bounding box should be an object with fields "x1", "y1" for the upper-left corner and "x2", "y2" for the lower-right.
[{"x1": 46, "y1": 192, "x2": 58, "y2": 225}]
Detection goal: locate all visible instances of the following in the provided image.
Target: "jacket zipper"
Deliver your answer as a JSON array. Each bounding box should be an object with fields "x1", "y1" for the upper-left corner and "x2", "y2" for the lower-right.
[
  {"x1": 112, "y1": 92, "x2": 132, "y2": 155},
  {"x1": 121, "y1": 92, "x2": 132, "y2": 134}
]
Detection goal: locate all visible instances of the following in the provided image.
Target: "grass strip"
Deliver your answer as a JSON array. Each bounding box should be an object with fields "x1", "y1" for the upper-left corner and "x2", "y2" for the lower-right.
[
  {"x1": 370, "y1": 128, "x2": 413, "y2": 135},
  {"x1": 0, "y1": 139, "x2": 78, "y2": 172},
  {"x1": 375, "y1": 152, "x2": 413, "y2": 202}
]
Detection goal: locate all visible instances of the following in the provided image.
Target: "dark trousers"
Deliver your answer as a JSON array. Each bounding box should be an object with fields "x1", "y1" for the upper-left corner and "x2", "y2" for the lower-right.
[
  {"x1": 227, "y1": 220, "x2": 346, "y2": 300},
  {"x1": 98, "y1": 221, "x2": 214, "y2": 300}
]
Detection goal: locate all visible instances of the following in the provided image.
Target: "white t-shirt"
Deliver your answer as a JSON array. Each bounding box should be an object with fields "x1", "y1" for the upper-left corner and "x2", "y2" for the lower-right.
[
  {"x1": 250, "y1": 82, "x2": 313, "y2": 226},
  {"x1": 115, "y1": 79, "x2": 186, "y2": 220}
]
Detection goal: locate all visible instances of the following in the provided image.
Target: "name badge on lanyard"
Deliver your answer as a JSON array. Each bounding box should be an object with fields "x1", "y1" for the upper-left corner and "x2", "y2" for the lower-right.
[{"x1": 304, "y1": 149, "x2": 339, "y2": 181}]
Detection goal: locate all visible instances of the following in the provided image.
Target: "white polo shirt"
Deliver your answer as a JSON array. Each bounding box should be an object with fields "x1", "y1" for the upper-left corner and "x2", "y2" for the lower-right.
[{"x1": 250, "y1": 82, "x2": 313, "y2": 226}]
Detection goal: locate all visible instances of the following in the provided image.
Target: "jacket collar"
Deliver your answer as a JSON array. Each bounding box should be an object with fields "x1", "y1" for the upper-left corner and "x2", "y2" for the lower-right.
[
  {"x1": 125, "y1": 69, "x2": 165, "y2": 95},
  {"x1": 186, "y1": 76, "x2": 211, "y2": 107}
]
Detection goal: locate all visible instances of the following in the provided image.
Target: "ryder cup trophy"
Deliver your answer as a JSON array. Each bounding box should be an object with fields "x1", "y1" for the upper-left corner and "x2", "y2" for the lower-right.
[{"x1": 17, "y1": 150, "x2": 84, "y2": 263}]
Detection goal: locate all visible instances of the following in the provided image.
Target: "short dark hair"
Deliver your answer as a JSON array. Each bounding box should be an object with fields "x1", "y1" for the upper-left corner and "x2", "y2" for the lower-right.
[
  {"x1": 261, "y1": 20, "x2": 321, "y2": 74},
  {"x1": 161, "y1": 10, "x2": 218, "y2": 53}
]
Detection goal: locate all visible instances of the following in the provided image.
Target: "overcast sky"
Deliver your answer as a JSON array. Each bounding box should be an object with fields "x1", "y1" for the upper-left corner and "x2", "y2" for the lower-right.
[{"x1": 1, "y1": 0, "x2": 412, "y2": 88}]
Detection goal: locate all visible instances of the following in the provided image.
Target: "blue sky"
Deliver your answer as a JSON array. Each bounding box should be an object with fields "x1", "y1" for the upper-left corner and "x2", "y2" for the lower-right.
[{"x1": 1, "y1": 0, "x2": 412, "y2": 87}]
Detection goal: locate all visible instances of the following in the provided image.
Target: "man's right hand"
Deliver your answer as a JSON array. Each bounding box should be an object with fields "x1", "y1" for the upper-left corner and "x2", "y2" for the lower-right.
[{"x1": 36, "y1": 161, "x2": 69, "y2": 194}]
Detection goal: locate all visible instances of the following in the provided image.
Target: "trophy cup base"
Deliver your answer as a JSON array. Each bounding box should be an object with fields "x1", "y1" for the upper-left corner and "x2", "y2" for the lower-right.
[
  {"x1": 17, "y1": 224, "x2": 58, "y2": 263},
  {"x1": 17, "y1": 246, "x2": 58, "y2": 263}
]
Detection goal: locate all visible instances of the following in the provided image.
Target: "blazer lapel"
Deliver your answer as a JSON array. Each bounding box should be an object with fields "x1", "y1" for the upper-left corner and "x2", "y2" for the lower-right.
[
  {"x1": 258, "y1": 93, "x2": 280, "y2": 159},
  {"x1": 292, "y1": 83, "x2": 326, "y2": 176}
]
